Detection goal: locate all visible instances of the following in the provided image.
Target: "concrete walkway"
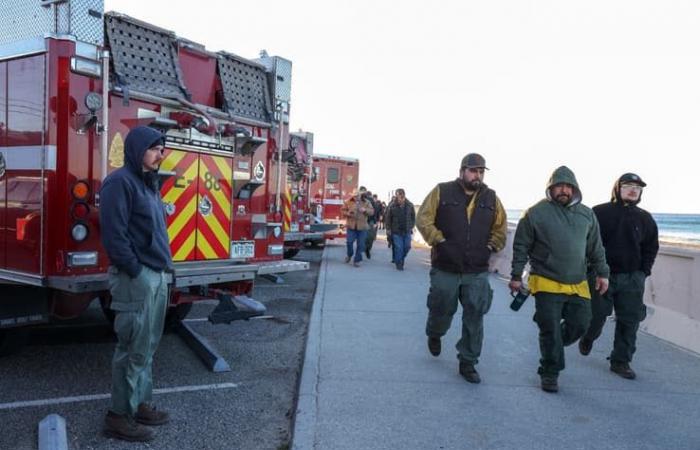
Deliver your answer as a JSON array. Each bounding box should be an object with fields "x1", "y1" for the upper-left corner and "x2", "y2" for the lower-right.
[{"x1": 293, "y1": 238, "x2": 700, "y2": 450}]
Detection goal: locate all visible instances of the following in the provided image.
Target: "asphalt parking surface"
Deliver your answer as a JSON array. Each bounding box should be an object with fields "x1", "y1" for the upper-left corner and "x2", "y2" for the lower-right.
[{"x1": 0, "y1": 248, "x2": 322, "y2": 450}]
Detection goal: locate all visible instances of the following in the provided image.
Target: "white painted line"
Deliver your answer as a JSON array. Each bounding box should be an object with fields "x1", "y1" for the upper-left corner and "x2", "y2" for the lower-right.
[{"x1": 0, "y1": 382, "x2": 240, "y2": 411}]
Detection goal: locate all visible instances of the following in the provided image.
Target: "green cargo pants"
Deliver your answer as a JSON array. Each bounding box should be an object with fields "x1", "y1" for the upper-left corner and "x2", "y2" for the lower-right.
[
  {"x1": 108, "y1": 266, "x2": 168, "y2": 416},
  {"x1": 533, "y1": 292, "x2": 591, "y2": 376},
  {"x1": 425, "y1": 269, "x2": 493, "y2": 365},
  {"x1": 583, "y1": 272, "x2": 647, "y2": 363}
]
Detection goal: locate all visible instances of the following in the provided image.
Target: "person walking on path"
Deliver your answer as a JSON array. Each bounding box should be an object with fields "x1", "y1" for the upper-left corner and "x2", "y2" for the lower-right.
[
  {"x1": 341, "y1": 187, "x2": 374, "y2": 267},
  {"x1": 509, "y1": 166, "x2": 609, "y2": 394},
  {"x1": 417, "y1": 153, "x2": 507, "y2": 383},
  {"x1": 384, "y1": 188, "x2": 416, "y2": 270},
  {"x1": 579, "y1": 173, "x2": 659, "y2": 380},
  {"x1": 99, "y1": 126, "x2": 173, "y2": 442},
  {"x1": 385, "y1": 196, "x2": 397, "y2": 262},
  {"x1": 364, "y1": 190, "x2": 379, "y2": 259}
]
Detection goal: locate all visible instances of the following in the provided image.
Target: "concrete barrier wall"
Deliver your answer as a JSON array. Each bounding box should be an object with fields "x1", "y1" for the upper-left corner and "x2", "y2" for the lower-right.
[{"x1": 416, "y1": 224, "x2": 700, "y2": 354}]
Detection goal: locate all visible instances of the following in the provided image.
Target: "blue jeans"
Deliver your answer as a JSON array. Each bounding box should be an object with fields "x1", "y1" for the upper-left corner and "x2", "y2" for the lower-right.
[
  {"x1": 346, "y1": 229, "x2": 368, "y2": 263},
  {"x1": 391, "y1": 233, "x2": 412, "y2": 264}
]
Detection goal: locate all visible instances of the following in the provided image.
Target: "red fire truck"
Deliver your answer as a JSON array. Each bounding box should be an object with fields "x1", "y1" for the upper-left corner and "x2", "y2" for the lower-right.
[
  {"x1": 0, "y1": 1, "x2": 307, "y2": 352},
  {"x1": 279, "y1": 130, "x2": 327, "y2": 258},
  {"x1": 309, "y1": 154, "x2": 360, "y2": 242}
]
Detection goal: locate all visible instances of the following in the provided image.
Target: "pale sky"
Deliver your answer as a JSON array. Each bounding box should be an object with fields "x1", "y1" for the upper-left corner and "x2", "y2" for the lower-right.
[{"x1": 106, "y1": 0, "x2": 700, "y2": 214}]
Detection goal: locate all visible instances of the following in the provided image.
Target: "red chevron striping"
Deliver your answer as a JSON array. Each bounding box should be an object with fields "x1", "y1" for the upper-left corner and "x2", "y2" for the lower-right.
[
  {"x1": 196, "y1": 182, "x2": 231, "y2": 237},
  {"x1": 169, "y1": 222, "x2": 196, "y2": 257},
  {"x1": 196, "y1": 217, "x2": 228, "y2": 257}
]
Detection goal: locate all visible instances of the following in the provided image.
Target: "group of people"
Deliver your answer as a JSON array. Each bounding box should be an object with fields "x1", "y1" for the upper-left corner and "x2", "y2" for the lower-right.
[
  {"x1": 98, "y1": 126, "x2": 659, "y2": 442},
  {"x1": 417, "y1": 153, "x2": 659, "y2": 393},
  {"x1": 341, "y1": 187, "x2": 416, "y2": 271}
]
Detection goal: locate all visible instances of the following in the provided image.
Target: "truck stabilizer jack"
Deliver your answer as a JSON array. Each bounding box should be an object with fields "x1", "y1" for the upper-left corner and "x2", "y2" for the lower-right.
[{"x1": 208, "y1": 292, "x2": 266, "y2": 324}]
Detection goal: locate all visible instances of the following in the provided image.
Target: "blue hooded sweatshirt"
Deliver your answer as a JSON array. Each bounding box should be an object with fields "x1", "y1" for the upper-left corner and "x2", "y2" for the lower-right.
[{"x1": 99, "y1": 126, "x2": 173, "y2": 278}]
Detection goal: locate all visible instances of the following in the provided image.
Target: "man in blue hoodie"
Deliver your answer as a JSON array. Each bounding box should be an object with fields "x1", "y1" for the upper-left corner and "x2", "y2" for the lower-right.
[{"x1": 100, "y1": 126, "x2": 173, "y2": 442}]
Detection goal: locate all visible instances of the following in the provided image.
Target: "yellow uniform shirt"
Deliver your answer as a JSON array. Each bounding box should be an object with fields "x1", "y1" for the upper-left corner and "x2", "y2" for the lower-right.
[{"x1": 528, "y1": 274, "x2": 591, "y2": 300}]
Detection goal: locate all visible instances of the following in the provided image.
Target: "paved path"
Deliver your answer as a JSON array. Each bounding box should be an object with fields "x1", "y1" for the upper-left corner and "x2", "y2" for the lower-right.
[{"x1": 293, "y1": 238, "x2": 700, "y2": 450}]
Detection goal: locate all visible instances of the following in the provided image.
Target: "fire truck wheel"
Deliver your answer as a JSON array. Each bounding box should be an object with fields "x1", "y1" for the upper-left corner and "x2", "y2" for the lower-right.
[
  {"x1": 284, "y1": 248, "x2": 300, "y2": 259},
  {"x1": 0, "y1": 329, "x2": 28, "y2": 357},
  {"x1": 165, "y1": 303, "x2": 193, "y2": 331}
]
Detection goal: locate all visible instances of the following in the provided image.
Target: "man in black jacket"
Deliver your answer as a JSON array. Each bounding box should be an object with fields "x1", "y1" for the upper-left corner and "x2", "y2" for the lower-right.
[
  {"x1": 579, "y1": 173, "x2": 659, "y2": 380},
  {"x1": 385, "y1": 188, "x2": 415, "y2": 270},
  {"x1": 416, "y1": 154, "x2": 507, "y2": 383}
]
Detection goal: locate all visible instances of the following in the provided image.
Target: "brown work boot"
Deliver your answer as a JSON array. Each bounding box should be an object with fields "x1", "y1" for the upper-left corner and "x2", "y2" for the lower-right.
[
  {"x1": 540, "y1": 375, "x2": 559, "y2": 393},
  {"x1": 578, "y1": 338, "x2": 593, "y2": 356},
  {"x1": 459, "y1": 362, "x2": 481, "y2": 384},
  {"x1": 135, "y1": 403, "x2": 170, "y2": 426},
  {"x1": 427, "y1": 337, "x2": 441, "y2": 356},
  {"x1": 610, "y1": 361, "x2": 636, "y2": 380},
  {"x1": 104, "y1": 411, "x2": 154, "y2": 442}
]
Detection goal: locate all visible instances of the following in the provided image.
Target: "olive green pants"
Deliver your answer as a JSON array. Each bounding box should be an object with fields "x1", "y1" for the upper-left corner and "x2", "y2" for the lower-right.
[
  {"x1": 108, "y1": 266, "x2": 168, "y2": 416},
  {"x1": 583, "y1": 272, "x2": 647, "y2": 363},
  {"x1": 425, "y1": 269, "x2": 493, "y2": 365},
  {"x1": 533, "y1": 292, "x2": 591, "y2": 376}
]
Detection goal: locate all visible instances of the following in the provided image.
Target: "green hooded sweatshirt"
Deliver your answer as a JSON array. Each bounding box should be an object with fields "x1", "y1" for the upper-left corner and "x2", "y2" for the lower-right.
[{"x1": 511, "y1": 166, "x2": 609, "y2": 284}]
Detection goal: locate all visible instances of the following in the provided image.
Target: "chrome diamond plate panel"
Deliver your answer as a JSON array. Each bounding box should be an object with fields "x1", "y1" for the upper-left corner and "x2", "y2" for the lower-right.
[{"x1": 0, "y1": 0, "x2": 103, "y2": 46}]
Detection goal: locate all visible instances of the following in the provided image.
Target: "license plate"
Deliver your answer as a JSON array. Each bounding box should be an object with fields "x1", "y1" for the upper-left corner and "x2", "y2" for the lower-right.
[{"x1": 230, "y1": 241, "x2": 255, "y2": 259}]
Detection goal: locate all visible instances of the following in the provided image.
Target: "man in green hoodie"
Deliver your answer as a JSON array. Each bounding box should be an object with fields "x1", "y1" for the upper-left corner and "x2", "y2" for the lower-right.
[{"x1": 509, "y1": 166, "x2": 609, "y2": 393}]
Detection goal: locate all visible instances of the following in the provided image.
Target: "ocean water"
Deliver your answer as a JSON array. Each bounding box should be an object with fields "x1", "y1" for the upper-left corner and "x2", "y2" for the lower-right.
[{"x1": 506, "y1": 210, "x2": 700, "y2": 243}]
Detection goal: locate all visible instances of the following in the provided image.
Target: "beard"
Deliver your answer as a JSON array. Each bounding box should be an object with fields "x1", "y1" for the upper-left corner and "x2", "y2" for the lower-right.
[
  {"x1": 464, "y1": 179, "x2": 481, "y2": 191},
  {"x1": 555, "y1": 193, "x2": 571, "y2": 205}
]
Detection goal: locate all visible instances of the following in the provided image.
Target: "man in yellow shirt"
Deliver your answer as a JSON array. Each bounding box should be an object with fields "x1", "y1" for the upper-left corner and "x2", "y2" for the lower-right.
[{"x1": 509, "y1": 166, "x2": 609, "y2": 393}]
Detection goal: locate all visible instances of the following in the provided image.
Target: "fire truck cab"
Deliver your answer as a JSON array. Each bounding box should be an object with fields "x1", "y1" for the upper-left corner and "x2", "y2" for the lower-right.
[
  {"x1": 0, "y1": 1, "x2": 307, "y2": 351},
  {"x1": 309, "y1": 154, "x2": 360, "y2": 242}
]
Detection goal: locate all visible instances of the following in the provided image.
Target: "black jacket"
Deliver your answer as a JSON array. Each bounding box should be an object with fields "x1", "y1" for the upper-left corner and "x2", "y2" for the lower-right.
[
  {"x1": 99, "y1": 126, "x2": 173, "y2": 278},
  {"x1": 386, "y1": 199, "x2": 416, "y2": 235},
  {"x1": 593, "y1": 201, "x2": 659, "y2": 276}
]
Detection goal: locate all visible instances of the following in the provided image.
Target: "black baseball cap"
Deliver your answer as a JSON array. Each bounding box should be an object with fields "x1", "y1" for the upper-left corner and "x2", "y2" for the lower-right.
[
  {"x1": 619, "y1": 172, "x2": 647, "y2": 187},
  {"x1": 461, "y1": 153, "x2": 488, "y2": 170}
]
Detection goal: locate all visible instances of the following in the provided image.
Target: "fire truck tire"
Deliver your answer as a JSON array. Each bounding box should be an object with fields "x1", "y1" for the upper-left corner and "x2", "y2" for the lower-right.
[
  {"x1": 0, "y1": 329, "x2": 28, "y2": 357},
  {"x1": 284, "y1": 248, "x2": 300, "y2": 259}
]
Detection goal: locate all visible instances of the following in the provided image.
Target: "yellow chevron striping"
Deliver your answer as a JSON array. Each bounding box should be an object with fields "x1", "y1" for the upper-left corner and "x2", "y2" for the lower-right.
[
  {"x1": 160, "y1": 150, "x2": 187, "y2": 172},
  {"x1": 163, "y1": 158, "x2": 199, "y2": 204},
  {"x1": 173, "y1": 230, "x2": 196, "y2": 261},
  {"x1": 197, "y1": 232, "x2": 218, "y2": 259},
  {"x1": 208, "y1": 184, "x2": 231, "y2": 215},
  {"x1": 198, "y1": 160, "x2": 231, "y2": 214},
  {"x1": 202, "y1": 210, "x2": 230, "y2": 250},
  {"x1": 212, "y1": 156, "x2": 232, "y2": 181},
  {"x1": 168, "y1": 197, "x2": 197, "y2": 241}
]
